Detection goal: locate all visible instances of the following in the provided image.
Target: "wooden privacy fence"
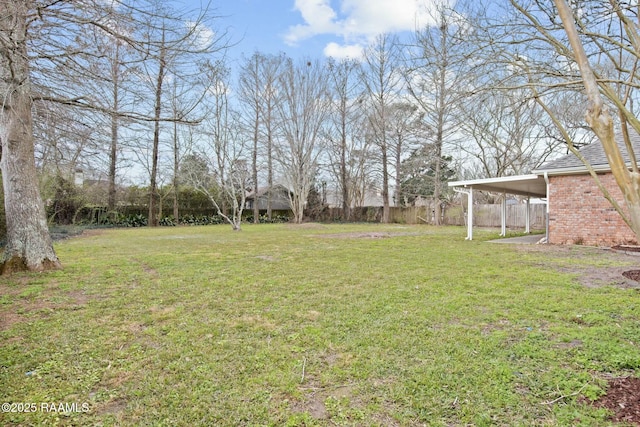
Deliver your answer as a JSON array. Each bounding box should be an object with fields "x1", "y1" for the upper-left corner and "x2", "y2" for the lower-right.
[{"x1": 385, "y1": 203, "x2": 546, "y2": 229}]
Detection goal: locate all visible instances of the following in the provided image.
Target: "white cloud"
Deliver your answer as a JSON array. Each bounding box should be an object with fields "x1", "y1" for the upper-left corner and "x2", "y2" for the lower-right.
[
  {"x1": 285, "y1": 0, "x2": 450, "y2": 58},
  {"x1": 284, "y1": 0, "x2": 339, "y2": 44},
  {"x1": 186, "y1": 20, "x2": 216, "y2": 50},
  {"x1": 338, "y1": 0, "x2": 437, "y2": 37},
  {"x1": 286, "y1": 0, "x2": 448, "y2": 42},
  {"x1": 323, "y1": 42, "x2": 364, "y2": 60}
]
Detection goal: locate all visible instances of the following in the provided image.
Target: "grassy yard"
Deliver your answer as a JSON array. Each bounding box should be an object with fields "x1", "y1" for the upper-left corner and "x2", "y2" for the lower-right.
[{"x1": 1, "y1": 223, "x2": 639, "y2": 426}]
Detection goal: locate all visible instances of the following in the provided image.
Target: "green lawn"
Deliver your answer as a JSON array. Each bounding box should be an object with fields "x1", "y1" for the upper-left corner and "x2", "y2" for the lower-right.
[{"x1": 1, "y1": 224, "x2": 639, "y2": 426}]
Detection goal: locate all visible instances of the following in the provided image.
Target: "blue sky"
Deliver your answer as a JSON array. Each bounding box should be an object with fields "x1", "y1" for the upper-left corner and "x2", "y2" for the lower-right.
[{"x1": 182, "y1": 0, "x2": 446, "y2": 63}]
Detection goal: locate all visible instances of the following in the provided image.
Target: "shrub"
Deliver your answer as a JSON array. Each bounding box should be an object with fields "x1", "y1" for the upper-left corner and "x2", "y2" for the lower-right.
[
  {"x1": 159, "y1": 216, "x2": 176, "y2": 226},
  {"x1": 116, "y1": 213, "x2": 148, "y2": 227},
  {"x1": 178, "y1": 214, "x2": 224, "y2": 226},
  {"x1": 244, "y1": 214, "x2": 290, "y2": 224},
  {"x1": 46, "y1": 175, "x2": 86, "y2": 225}
]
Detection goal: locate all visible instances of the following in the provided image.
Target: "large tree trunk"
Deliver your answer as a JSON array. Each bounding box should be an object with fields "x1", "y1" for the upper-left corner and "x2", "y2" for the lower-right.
[{"x1": 1, "y1": 0, "x2": 61, "y2": 274}]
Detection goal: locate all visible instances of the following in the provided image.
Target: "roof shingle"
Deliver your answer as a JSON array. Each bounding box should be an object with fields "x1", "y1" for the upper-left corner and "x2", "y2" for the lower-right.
[{"x1": 535, "y1": 132, "x2": 640, "y2": 172}]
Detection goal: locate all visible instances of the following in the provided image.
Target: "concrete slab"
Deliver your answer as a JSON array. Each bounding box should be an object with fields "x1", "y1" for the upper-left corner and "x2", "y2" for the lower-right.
[{"x1": 488, "y1": 234, "x2": 546, "y2": 244}]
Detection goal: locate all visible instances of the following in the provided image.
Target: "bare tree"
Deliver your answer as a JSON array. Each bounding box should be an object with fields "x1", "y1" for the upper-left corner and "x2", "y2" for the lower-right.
[
  {"x1": 146, "y1": 24, "x2": 167, "y2": 227},
  {"x1": 184, "y1": 73, "x2": 248, "y2": 231},
  {"x1": 404, "y1": 6, "x2": 471, "y2": 225},
  {"x1": 258, "y1": 54, "x2": 286, "y2": 220},
  {"x1": 238, "y1": 53, "x2": 264, "y2": 223},
  {"x1": 362, "y1": 34, "x2": 402, "y2": 223},
  {"x1": 238, "y1": 52, "x2": 286, "y2": 222},
  {"x1": 182, "y1": 153, "x2": 249, "y2": 231},
  {"x1": 114, "y1": 1, "x2": 229, "y2": 227},
  {"x1": 168, "y1": 76, "x2": 199, "y2": 221},
  {"x1": 326, "y1": 58, "x2": 364, "y2": 220},
  {"x1": 386, "y1": 102, "x2": 424, "y2": 206},
  {"x1": 458, "y1": 87, "x2": 557, "y2": 177},
  {"x1": 140, "y1": 18, "x2": 191, "y2": 227},
  {"x1": 81, "y1": 8, "x2": 140, "y2": 214},
  {"x1": 274, "y1": 58, "x2": 331, "y2": 223},
  {"x1": 106, "y1": 38, "x2": 126, "y2": 213}
]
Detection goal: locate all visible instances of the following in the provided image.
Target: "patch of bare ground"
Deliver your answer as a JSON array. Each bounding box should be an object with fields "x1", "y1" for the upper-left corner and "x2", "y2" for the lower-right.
[
  {"x1": 292, "y1": 380, "x2": 400, "y2": 425},
  {"x1": 255, "y1": 255, "x2": 278, "y2": 261},
  {"x1": 286, "y1": 222, "x2": 327, "y2": 230},
  {"x1": 0, "y1": 285, "x2": 91, "y2": 331},
  {"x1": 515, "y1": 244, "x2": 640, "y2": 289},
  {"x1": 289, "y1": 350, "x2": 399, "y2": 424},
  {"x1": 94, "y1": 397, "x2": 127, "y2": 416},
  {"x1": 586, "y1": 377, "x2": 640, "y2": 425},
  {"x1": 0, "y1": 310, "x2": 23, "y2": 332},
  {"x1": 76, "y1": 228, "x2": 106, "y2": 238},
  {"x1": 292, "y1": 381, "x2": 355, "y2": 420},
  {"x1": 564, "y1": 265, "x2": 640, "y2": 289},
  {"x1": 131, "y1": 258, "x2": 158, "y2": 277},
  {"x1": 315, "y1": 231, "x2": 421, "y2": 239}
]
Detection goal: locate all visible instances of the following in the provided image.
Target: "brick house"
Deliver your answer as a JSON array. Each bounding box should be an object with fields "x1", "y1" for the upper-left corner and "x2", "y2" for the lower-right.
[
  {"x1": 449, "y1": 135, "x2": 640, "y2": 246},
  {"x1": 532, "y1": 138, "x2": 639, "y2": 246}
]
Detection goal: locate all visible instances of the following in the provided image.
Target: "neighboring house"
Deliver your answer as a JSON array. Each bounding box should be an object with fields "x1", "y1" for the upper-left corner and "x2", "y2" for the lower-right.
[
  {"x1": 245, "y1": 184, "x2": 293, "y2": 214},
  {"x1": 325, "y1": 187, "x2": 404, "y2": 209},
  {"x1": 449, "y1": 134, "x2": 640, "y2": 246}
]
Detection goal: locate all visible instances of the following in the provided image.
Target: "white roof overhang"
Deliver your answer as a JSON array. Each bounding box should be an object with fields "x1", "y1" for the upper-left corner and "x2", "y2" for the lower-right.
[{"x1": 448, "y1": 174, "x2": 547, "y2": 198}]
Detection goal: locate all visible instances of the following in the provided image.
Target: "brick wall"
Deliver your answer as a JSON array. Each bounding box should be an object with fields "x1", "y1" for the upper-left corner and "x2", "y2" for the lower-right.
[{"x1": 549, "y1": 173, "x2": 637, "y2": 246}]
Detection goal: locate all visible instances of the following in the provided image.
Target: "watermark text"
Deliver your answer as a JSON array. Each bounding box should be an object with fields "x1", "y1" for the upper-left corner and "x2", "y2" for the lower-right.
[{"x1": 2, "y1": 402, "x2": 90, "y2": 413}]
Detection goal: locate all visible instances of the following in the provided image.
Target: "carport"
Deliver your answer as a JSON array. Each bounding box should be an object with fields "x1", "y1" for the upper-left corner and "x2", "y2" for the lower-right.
[{"x1": 448, "y1": 174, "x2": 548, "y2": 241}]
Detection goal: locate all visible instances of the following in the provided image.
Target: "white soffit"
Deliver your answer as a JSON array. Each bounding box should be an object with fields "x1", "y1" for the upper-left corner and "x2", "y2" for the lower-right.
[{"x1": 448, "y1": 174, "x2": 547, "y2": 198}]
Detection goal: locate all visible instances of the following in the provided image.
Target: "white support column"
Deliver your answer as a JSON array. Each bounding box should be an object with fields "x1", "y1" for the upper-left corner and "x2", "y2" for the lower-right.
[
  {"x1": 467, "y1": 189, "x2": 473, "y2": 240},
  {"x1": 454, "y1": 188, "x2": 473, "y2": 240},
  {"x1": 500, "y1": 192, "x2": 507, "y2": 236},
  {"x1": 525, "y1": 196, "x2": 531, "y2": 234}
]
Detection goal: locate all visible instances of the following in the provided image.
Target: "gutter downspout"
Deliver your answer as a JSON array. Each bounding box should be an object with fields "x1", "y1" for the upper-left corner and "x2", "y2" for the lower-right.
[
  {"x1": 500, "y1": 191, "x2": 507, "y2": 236},
  {"x1": 525, "y1": 196, "x2": 530, "y2": 234},
  {"x1": 454, "y1": 187, "x2": 473, "y2": 240},
  {"x1": 543, "y1": 172, "x2": 550, "y2": 244}
]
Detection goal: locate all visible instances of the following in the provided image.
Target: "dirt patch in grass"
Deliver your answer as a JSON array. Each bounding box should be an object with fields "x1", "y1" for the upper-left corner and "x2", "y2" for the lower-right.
[
  {"x1": 293, "y1": 382, "x2": 356, "y2": 420},
  {"x1": 95, "y1": 397, "x2": 128, "y2": 415},
  {"x1": 515, "y1": 244, "x2": 640, "y2": 289},
  {"x1": 286, "y1": 222, "x2": 327, "y2": 229},
  {"x1": 0, "y1": 285, "x2": 91, "y2": 331},
  {"x1": 565, "y1": 264, "x2": 640, "y2": 289},
  {"x1": 76, "y1": 228, "x2": 107, "y2": 238},
  {"x1": 130, "y1": 258, "x2": 158, "y2": 277},
  {"x1": 589, "y1": 377, "x2": 640, "y2": 425},
  {"x1": 291, "y1": 390, "x2": 329, "y2": 420},
  {"x1": 315, "y1": 231, "x2": 421, "y2": 239},
  {"x1": 0, "y1": 310, "x2": 24, "y2": 331}
]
